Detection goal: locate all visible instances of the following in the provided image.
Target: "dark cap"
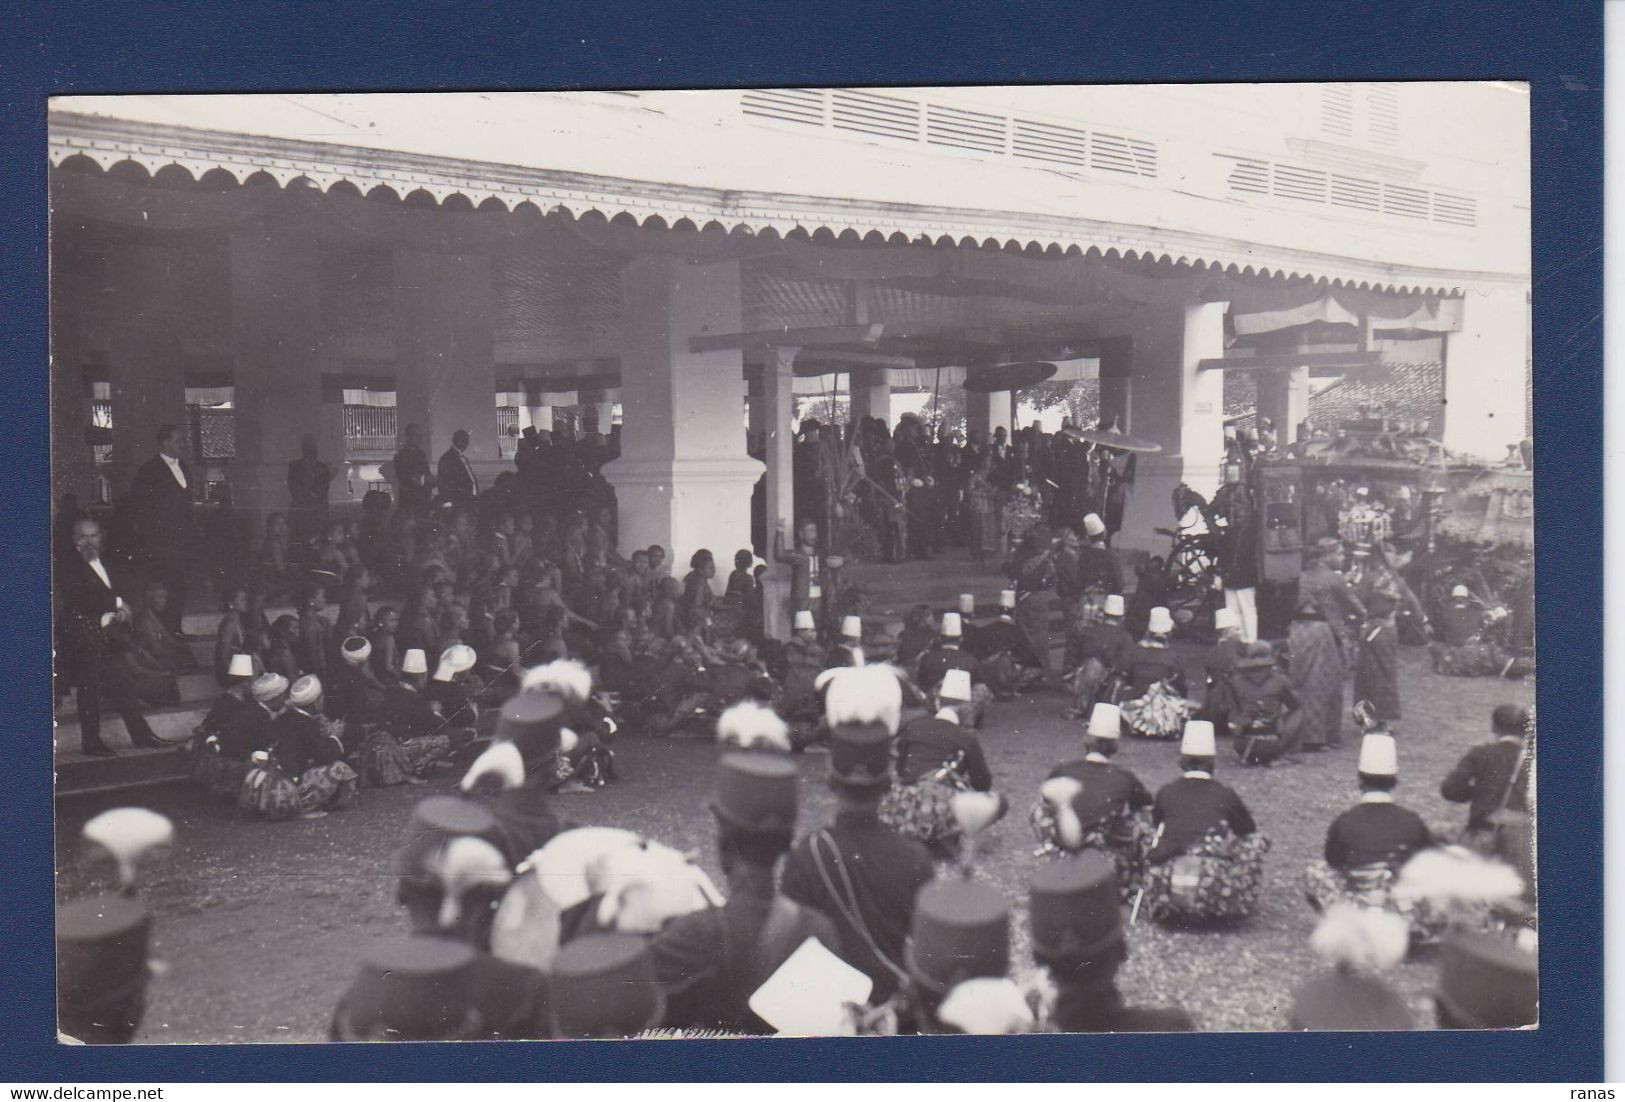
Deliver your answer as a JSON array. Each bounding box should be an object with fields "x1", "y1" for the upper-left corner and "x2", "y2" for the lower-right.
[
  {"x1": 828, "y1": 722, "x2": 894, "y2": 788},
  {"x1": 1492, "y1": 705, "x2": 1531, "y2": 737},
  {"x1": 1436, "y1": 932, "x2": 1537, "y2": 1029},
  {"x1": 549, "y1": 932, "x2": 664, "y2": 1038},
  {"x1": 711, "y1": 752, "x2": 797, "y2": 834},
  {"x1": 57, "y1": 894, "x2": 152, "y2": 1042},
  {"x1": 497, "y1": 689, "x2": 566, "y2": 762},
  {"x1": 1288, "y1": 971, "x2": 1414, "y2": 1031},
  {"x1": 1028, "y1": 853, "x2": 1124, "y2": 964},
  {"x1": 409, "y1": 795, "x2": 497, "y2": 839},
  {"x1": 335, "y1": 937, "x2": 479, "y2": 1041},
  {"x1": 907, "y1": 880, "x2": 1009, "y2": 994}
]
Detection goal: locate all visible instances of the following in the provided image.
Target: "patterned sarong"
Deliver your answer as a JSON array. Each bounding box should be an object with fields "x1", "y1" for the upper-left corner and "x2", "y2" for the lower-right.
[
  {"x1": 1029, "y1": 801, "x2": 1155, "y2": 902},
  {"x1": 880, "y1": 777, "x2": 966, "y2": 845},
  {"x1": 295, "y1": 760, "x2": 360, "y2": 813},
  {"x1": 1303, "y1": 860, "x2": 1464, "y2": 946},
  {"x1": 1145, "y1": 828, "x2": 1271, "y2": 923},
  {"x1": 354, "y1": 727, "x2": 454, "y2": 787},
  {"x1": 1121, "y1": 681, "x2": 1190, "y2": 740},
  {"x1": 190, "y1": 739, "x2": 252, "y2": 800},
  {"x1": 238, "y1": 766, "x2": 303, "y2": 820}
]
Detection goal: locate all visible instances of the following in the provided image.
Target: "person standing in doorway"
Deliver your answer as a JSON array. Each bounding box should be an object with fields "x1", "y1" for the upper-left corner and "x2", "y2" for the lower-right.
[
  {"x1": 287, "y1": 433, "x2": 333, "y2": 547},
  {"x1": 1210, "y1": 460, "x2": 1260, "y2": 643},
  {"x1": 127, "y1": 424, "x2": 197, "y2": 636}
]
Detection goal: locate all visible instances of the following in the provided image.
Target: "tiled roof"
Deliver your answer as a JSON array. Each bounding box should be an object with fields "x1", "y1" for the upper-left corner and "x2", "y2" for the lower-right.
[{"x1": 1225, "y1": 360, "x2": 1444, "y2": 435}]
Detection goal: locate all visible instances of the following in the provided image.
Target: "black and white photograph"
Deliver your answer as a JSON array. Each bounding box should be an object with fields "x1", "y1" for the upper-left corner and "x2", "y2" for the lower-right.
[{"x1": 49, "y1": 84, "x2": 1537, "y2": 1043}]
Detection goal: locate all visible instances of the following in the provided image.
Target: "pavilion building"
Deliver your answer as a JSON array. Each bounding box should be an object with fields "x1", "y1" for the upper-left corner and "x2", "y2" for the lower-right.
[{"x1": 48, "y1": 85, "x2": 1530, "y2": 636}]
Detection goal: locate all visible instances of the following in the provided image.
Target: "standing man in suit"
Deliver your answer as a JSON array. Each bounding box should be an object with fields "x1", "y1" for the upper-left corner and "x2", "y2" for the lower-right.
[
  {"x1": 437, "y1": 429, "x2": 479, "y2": 509},
  {"x1": 127, "y1": 424, "x2": 196, "y2": 636},
  {"x1": 392, "y1": 423, "x2": 435, "y2": 516},
  {"x1": 286, "y1": 433, "x2": 333, "y2": 546},
  {"x1": 57, "y1": 518, "x2": 164, "y2": 756}
]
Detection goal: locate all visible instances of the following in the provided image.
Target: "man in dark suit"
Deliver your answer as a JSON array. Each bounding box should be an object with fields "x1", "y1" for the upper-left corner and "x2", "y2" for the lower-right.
[
  {"x1": 286, "y1": 433, "x2": 333, "y2": 546},
  {"x1": 392, "y1": 423, "x2": 435, "y2": 515},
  {"x1": 126, "y1": 424, "x2": 196, "y2": 636},
  {"x1": 57, "y1": 518, "x2": 163, "y2": 756},
  {"x1": 437, "y1": 428, "x2": 479, "y2": 508}
]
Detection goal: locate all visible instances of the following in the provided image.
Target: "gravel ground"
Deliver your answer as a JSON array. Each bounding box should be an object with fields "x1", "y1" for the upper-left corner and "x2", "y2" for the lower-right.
[{"x1": 54, "y1": 647, "x2": 1535, "y2": 1042}]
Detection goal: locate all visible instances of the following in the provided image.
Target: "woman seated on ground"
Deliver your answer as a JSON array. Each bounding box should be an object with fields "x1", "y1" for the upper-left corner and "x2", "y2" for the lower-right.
[
  {"x1": 681, "y1": 550, "x2": 717, "y2": 634},
  {"x1": 367, "y1": 606, "x2": 401, "y2": 681},
  {"x1": 122, "y1": 582, "x2": 196, "y2": 705},
  {"x1": 214, "y1": 585, "x2": 254, "y2": 687},
  {"x1": 333, "y1": 565, "x2": 371, "y2": 643},
  {"x1": 1119, "y1": 607, "x2": 1190, "y2": 741},
  {"x1": 256, "y1": 512, "x2": 299, "y2": 601},
  {"x1": 1143, "y1": 721, "x2": 1268, "y2": 925},
  {"x1": 479, "y1": 609, "x2": 524, "y2": 700},
  {"x1": 264, "y1": 614, "x2": 304, "y2": 683}
]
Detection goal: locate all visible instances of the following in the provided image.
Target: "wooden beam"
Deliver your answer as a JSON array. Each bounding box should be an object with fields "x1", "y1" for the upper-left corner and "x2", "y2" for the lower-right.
[{"x1": 1197, "y1": 351, "x2": 1384, "y2": 373}]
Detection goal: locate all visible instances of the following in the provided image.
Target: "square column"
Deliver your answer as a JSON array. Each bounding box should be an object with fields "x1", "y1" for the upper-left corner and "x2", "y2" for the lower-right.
[
  {"x1": 229, "y1": 223, "x2": 325, "y2": 527},
  {"x1": 107, "y1": 240, "x2": 188, "y2": 501},
  {"x1": 967, "y1": 389, "x2": 1013, "y2": 438},
  {"x1": 603, "y1": 255, "x2": 763, "y2": 569},
  {"x1": 394, "y1": 250, "x2": 502, "y2": 492},
  {"x1": 1442, "y1": 285, "x2": 1531, "y2": 460},
  {"x1": 1256, "y1": 365, "x2": 1310, "y2": 445},
  {"x1": 1108, "y1": 300, "x2": 1229, "y2": 554},
  {"x1": 760, "y1": 346, "x2": 797, "y2": 639},
  {"x1": 849, "y1": 366, "x2": 892, "y2": 427}
]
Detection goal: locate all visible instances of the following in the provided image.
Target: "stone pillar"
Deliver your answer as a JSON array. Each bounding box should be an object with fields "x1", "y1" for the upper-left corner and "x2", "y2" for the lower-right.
[
  {"x1": 228, "y1": 223, "x2": 325, "y2": 528},
  {"x1": 603, "y1": 255, "x2": 763, "y2": 572},
  {"x1": 394, "y1": 249, "x2": 503, "y2": 491},
  {"x1": 1442, "y1": 284, "x2": 1531, "y2": 460},
  {"x1": 850, "y1": 366, "x2": 892, "y2": 428},
  {"x1": 1255, "y1": 365, "x2": 1310, "y2": 445},
  {"x1": 966, "y1": 389, "x2": 1013, "y2": 438},
  {"x1": 760, "y1": 346, "x2": 798, "y2": 639},
  {"x1": 1109, "y1": 300, "x2": 1229, "y2": 554},
  {"x1": 106, "y1": 239, "x2": 187, "y2": 501}
]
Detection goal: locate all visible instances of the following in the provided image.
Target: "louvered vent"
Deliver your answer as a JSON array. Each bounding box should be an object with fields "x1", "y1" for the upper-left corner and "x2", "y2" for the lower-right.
[
  {"x1": 1321, "y1": 86, "x2": 1356, "y2": 139},
  {"x1": 831, "y1": 89, "x2": 920, "y2": 140},
  {"x1": 1382, "y1": 183, "x2": 1430, "y2": 219},
  {"x1": 738, "y1": 89, "x2": 1158, "y2": 180},
  {"x1": 1329, "y1": 174, "x2": 1381, "y2": 213},
  {"x1": 1219, "y1": 153, "x2": 1476, "y2": 227},
  {"x1": 1091, "y1": 132, "x2": 1157, "y2": 176},
  {"x1": 741, "y1": 88, "x2": 826, "y2": 126},
  {"x1": 1223, "y1": 157, "x2": 1271, "y2": 195},
  {"x1": 1273, "y1": 164, "x2": 1329, "y2": 203},
  {"x1": 1367, "y1": 87, "x2": 1401, "y2": 146},
  {"x1": 926, "y1": 104, "x2": 1007, "y2": 154},
  {"x1": 1012, "y1": 119, "x2": 1089, "y2": 167},
  {"x1": 1431, "y1": 193, "x2": 1477, "y2": 227}
]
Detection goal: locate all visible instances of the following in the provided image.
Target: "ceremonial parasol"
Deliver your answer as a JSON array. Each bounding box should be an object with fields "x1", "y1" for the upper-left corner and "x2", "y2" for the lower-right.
[
  {"x1": 961, "y1": 361, "x2": 1058, "y2": 393},
  {"x1": 1063, "y1": 424, "x2": 1163, "y2": 454}
]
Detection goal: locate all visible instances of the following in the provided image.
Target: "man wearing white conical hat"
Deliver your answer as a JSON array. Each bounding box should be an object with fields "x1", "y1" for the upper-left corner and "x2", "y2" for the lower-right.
[
  {"x1": 1033, "y1": 703, "x2": 1155, "y2": 897},
  {"x1": 963, "y1": 587, "x2": 1045, "y2": 699},
  {"x1": 1118, "y1": 608, "x2": 1192, "y2": 740},
  {"x1": 1064, "y1": 592, "x2": 1136, "y2": 720},
  {"x1": 1305, "y1": 728, "x2": 1434, "y2": 922},
  {"x1": 1142, "y1": 720, "x2": 1268, "y2": 924},
  {"x1": 363, "y1": 648, "x2": 468, "y2": 787},
  {"x1": 267, "y1": 674, "x2": 361, "y2": 817},
  {"x1": 880, "y1": 675, "x2": 999, "y2": 856},
  {"x1": 190, "y1": 656, "x2": 270, "y2": 799},
  {"x1": 823, "y1": 614, "x2": 867, "y2": 670}
]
